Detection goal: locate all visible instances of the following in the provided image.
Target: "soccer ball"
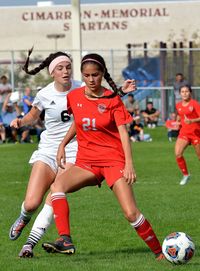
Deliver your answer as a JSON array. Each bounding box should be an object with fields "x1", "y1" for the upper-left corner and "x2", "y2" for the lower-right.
[{"x1": 162, "y1": 232, "x2": 195, "y2": 264}]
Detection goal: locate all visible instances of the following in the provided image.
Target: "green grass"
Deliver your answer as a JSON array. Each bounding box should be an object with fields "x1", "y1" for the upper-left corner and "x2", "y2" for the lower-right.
[{"x1": 1, "y1": 127, "x2": 200, "y2": 271}]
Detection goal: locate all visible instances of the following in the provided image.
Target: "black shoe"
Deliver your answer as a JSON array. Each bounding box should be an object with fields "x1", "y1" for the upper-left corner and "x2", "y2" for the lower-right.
[{"x1": 42, "y1": 235, "x2": 75, "y2": 254}]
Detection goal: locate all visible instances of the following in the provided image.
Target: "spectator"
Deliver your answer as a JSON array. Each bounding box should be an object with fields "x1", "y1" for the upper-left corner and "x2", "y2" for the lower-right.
[
  {"x1": 123, "y1": 93, "x2": 139, "y2": 116},
  {"x1": 129, "y1": 116, "x2": 152, "y2": 142},
  {"x1": 173, "y1": 73, "x2": 188, "y2": 103},
  {"x1": 30, "y1": 118, "x2": 45, "y2": 143},
  {"x1": 22, "y1": 87, "x2": 34, "y2": 115},
  {"x1": 141, "y1": 101, "x2": 160, "y2": 128},
  {"x1": 165, "y1": 112, "x2": 180, "y2": 142},
  {"x1": 1, "y1": 93, "x2": 29, "y2": 143},
  {"x1": 0, "y1": 115, "x2": 6, "y2": 143},
  {"x1": 0, "y1": 75, "x2": 12, "y2": 113},
  {"x1": 22, "y1": 86, "x2": 38, "y2": 143}
]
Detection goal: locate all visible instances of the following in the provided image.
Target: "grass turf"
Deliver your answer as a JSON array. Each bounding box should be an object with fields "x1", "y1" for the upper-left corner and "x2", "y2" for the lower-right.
[{"x1": 0, "y1": 127, "x2": 199, "y2": 271}]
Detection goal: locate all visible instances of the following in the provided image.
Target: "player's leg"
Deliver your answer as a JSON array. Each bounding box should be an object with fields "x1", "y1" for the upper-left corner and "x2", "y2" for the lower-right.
[
  {"x1": 175, "y1": 138, "x2": 190, "y2": 185},
  {"x1": 18, "y1": 193, "x2": 53, "y2": 258},
  {"x1": 112, "y1": 178, "x2": 163, "y2": 259},
  {"x1": 19, "y1": 163, "x2": 75, "y2": 258},
  {"x1": 9, "y1": 161, "x2": 56, "y2": 241},
  {"x1": 42, "y1": 166, "x2": 98, "y2": 254},
  {"x1": 193, "y1": 143, "x2": 200, "y2": 160}
]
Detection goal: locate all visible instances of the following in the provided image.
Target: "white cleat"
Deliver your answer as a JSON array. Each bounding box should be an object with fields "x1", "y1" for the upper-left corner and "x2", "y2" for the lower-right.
[
  {"x1": 180, "y1": 175, "x2": 191, "y2": 185},
  {"x1": 18, "y1": 244, "x2": 33, "y2": 258}
]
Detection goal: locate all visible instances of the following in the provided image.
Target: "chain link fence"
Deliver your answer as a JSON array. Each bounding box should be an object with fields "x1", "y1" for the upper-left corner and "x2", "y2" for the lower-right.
[{"x1": 0, "y1": 47, "x2": 200, "y2": 121}]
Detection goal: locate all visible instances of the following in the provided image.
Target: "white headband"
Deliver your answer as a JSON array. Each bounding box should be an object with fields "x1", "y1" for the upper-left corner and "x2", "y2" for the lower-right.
[{"x1": 48, "y1": 55, "x2": 72, "y2": 74}]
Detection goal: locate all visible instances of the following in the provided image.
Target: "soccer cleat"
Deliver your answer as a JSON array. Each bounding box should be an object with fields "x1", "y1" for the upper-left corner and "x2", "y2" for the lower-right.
[
  {"x1": 42, "y1": 235, "x2": 75, "y2": 254},
  {"x1": 9, "y1": 215, "x2": 31, "y2": 240},
  {"x1": 180, "y1": 174, "x2": 191, "y2": 185},
  {"x1": 18, "y1": 244, "x2": 33, "y2": 258}
]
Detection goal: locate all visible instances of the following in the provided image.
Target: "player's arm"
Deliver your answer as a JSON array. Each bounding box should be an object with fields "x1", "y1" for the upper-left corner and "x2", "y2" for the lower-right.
[
  {"x1": 57, "y1": 121, "x2": 76, "y2": 169},
  {"x1": 149, "y1": 109, "x2": 160, "y2": 119},
  {"x1": 118, "y1": 124, "x2": 136, "y2": 184},
  {"x1": 118, "y1": 79, "x2": 136, "y2": 96},
  {"x1": 184, "y1": 115, "x2": 200, "y2": 124},
  {"x1": 23, "y1": 98, "x2": 32, "y2": 106},
  {"x1": 184, "y1": 101, "x2": 200, "y2": 124},
  {"x1": 2, "y1": 93, "x2": 11, "y2": 112},
  {"x1": 10, "y1": 106, "x2": 41, "y2": 128}
]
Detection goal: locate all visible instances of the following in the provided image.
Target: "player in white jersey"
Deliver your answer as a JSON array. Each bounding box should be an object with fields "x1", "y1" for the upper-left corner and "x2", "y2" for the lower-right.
[
  {"x1": 29, "y1": 80, "x2": 80, "y2": 171},
  {"x1": 8, "y1": 48, "x2": 136, "y2": 258}
]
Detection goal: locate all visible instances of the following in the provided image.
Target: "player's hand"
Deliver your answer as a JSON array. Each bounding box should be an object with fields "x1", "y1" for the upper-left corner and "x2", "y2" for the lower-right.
[
  {"x1": 10, "y1": 118, "x2": 21, "y2": 129},
  {"x1": 175, "y1": 121, "x2": 181, "y2": 129},
  {"x1": 56, "y1": 143, "x2": 66, "y2": 169},
  {"x1": 184, "y1": 115, "x2": 192, "y2": 124},
  {"x1": 123, "y1": 164, "x2": 137, "y2": 185},
  {"x1": 121, "y1": 79, "x2": 136, "y2": 94}
]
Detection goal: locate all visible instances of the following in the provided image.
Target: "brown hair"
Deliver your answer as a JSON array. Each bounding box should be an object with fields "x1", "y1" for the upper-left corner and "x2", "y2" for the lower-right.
[
  {"x1": 23, "y1": 47, "x2": 72, "y2": 75},
  {"x1": 81, "y1": 53, "x2": 123, "y2": 99},
  {"x1": 179, "y1": 84, "x2": 192, "y2": 93}
]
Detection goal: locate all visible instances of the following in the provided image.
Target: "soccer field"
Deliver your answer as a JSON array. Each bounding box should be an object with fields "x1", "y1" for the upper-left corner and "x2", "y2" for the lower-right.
[{"x1": 1, "y1": 127, "x2": 199, "y2": 271}]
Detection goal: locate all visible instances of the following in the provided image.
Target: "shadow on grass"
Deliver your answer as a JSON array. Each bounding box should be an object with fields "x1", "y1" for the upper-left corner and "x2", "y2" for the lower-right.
[
  {"x1": 82, "y1": 247, "x2": 149, "y2": 257},
  {"x1": 39, "y1": 245, "x2": 200, "y2": 268}
]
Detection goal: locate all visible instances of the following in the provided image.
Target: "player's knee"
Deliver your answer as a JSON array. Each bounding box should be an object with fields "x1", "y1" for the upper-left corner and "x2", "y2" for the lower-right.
[
  {"x1": 124, "y1": 209, "x2": 138, "y2": 222},
  {"x1": 24, "y1": 198, "x2": 41, "y2": 212},
  {"x1": 50, "y1": 182, "x2": 64, "y2": 193},
  {"x1": 50, "y1": 182, "x2": 56, "y2": 193},
  {"x1": 50, "y1": 179, "x2": 68, "y2": 193},
  {"x1": 175, "y1": 152, "x2": 182, "y2": 159}
]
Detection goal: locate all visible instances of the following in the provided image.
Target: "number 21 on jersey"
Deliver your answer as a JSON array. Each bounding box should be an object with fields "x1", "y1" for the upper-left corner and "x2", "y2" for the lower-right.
[{"x1": 82, "y1": 118, "x2": 97, "y2": 131}]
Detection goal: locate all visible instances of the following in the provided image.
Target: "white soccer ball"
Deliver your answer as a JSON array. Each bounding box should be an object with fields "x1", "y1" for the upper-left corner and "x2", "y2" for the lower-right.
[{"x1": 162, "y1": 232, "x2": 195, "y2": 264}]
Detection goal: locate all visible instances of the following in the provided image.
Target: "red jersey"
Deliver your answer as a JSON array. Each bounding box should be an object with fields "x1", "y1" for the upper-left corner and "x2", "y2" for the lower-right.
[
  {"x1": 165, "y1": 120, "x2": 179, "y2": 130},
  {"x1": 67, "y1": 86, "x2": 133, "y2": 166},
  {"x1": 176, "y1": 99, "x2": 200, "y2": 136}
]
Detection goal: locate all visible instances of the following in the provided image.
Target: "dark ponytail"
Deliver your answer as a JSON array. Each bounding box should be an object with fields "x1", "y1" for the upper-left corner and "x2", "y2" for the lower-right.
[{"x1": 23, "y1": 47, "x2": 72, "y2": 75}]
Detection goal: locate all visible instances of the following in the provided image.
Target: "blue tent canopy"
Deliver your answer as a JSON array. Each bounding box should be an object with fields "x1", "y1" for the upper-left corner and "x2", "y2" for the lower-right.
[{"x1": 122, "y1": 57, "x2": 161, "y2": 101}]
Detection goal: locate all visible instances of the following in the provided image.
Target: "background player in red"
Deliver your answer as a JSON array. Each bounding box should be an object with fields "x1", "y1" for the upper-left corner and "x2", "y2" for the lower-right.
[
  {"x1": 175, "y1": 84, "x2": 200, "y2": 185},
  {"x1": 42, "y1": 53, "x2": 164, "y2": 260}
]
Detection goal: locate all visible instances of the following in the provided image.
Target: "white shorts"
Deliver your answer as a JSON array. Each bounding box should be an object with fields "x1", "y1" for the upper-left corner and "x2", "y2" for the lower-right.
[{"x1": 29, "y1": 149, "x2": 76, "y2": 173}]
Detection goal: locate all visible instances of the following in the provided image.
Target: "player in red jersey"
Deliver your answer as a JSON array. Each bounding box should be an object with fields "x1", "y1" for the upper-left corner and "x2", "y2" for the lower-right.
[
  {"x1": 42, "y1": 53, "x2": 164, "y2": 260},
  {"x1": 175, "y1": 84, "x2": 200, "y2": 185}
]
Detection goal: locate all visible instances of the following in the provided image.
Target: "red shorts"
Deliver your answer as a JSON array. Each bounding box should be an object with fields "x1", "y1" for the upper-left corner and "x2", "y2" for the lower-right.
[
  {"x1": 178, "y1": 134, "x2": 200, "y2": 145},
  {"x1": 75, "y1": 162, "x2": 125, "y2": 188}
]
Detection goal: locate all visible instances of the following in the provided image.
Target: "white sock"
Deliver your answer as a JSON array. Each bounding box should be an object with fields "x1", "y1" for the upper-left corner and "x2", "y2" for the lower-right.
[
  {"x1": 21, "y1": 202, "x2": 34, "y2": 220},
  {"x1": 130, "y1": 213, "x2": 145, "y2": 228},
  {"x1": 26, "y1": 204, "x2": 53, "y2": 248}
]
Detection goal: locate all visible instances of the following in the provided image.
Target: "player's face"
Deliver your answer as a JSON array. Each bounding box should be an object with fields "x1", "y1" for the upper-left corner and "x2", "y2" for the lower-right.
[
  {"x1": 82, "y1": 63, "x2": 103, "y2": 94},
  {"x1": 180, "y1": 86, "x2": 191, "y2": 101},
  {"x1": 52, "y1": 61, "x2": 72, "y2": 86}
]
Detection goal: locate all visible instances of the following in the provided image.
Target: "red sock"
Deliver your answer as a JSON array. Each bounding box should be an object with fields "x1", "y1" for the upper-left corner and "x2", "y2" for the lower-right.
[
  {"x1": 176, "y1": 156, "x2": 189, "y2": 175},
  {"x1": 131, "y1": 214, "x2": 162, "y2": 255},
  {"x1": 51, "y1": 192, "x2": 70, "y2": 236}
]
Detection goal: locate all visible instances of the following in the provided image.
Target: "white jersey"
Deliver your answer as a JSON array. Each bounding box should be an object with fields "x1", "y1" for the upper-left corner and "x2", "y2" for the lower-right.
[{"x1": 32, "y1": 80, "x2": 81, "y2": 158}]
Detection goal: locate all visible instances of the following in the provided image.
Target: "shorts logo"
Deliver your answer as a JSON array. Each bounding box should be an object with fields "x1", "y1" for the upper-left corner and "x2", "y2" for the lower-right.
[{"x1": 98, "y1": 104, "x2": 106, "y2": 113}]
